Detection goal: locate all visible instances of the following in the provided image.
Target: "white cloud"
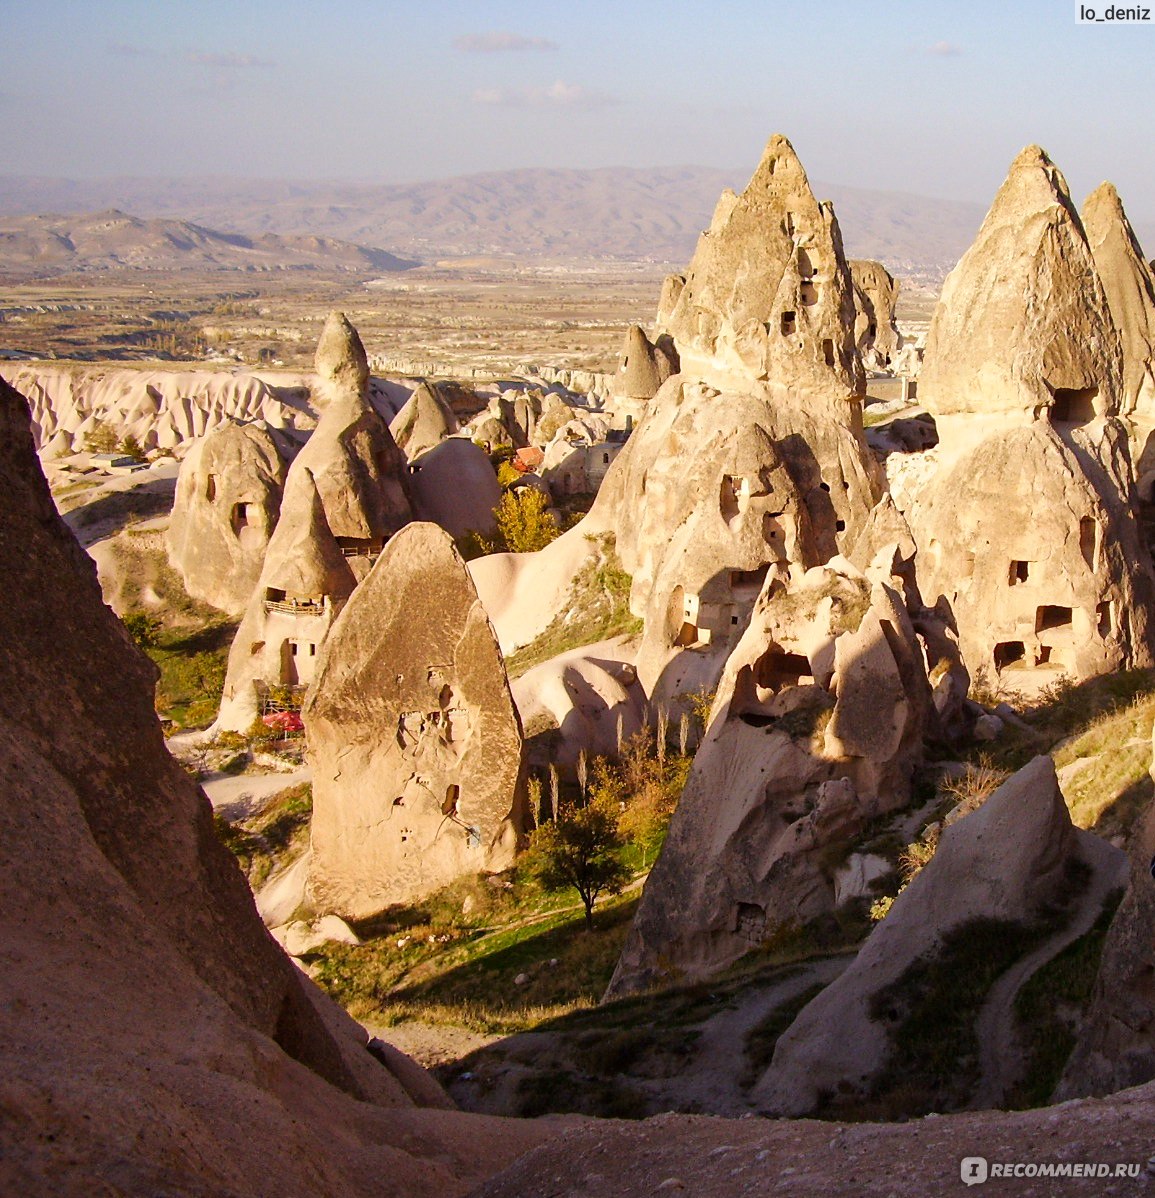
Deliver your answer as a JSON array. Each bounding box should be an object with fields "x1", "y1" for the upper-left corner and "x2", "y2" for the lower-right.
[
  {"x1": 454, "y1": 31, "x2": 558, "y2": 53},
  {"x1": 926, "y1": 41, "x2": 963, "y2": 56},
  {"x1": 472, "y1": 79, "x2": 620, "y2": 110},
  {"x1": 184, "y1": 50, "x2": 274, "y2": 69}
]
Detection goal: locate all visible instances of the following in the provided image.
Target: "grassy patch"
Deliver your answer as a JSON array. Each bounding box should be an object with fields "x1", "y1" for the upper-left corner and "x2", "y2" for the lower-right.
[
  {"x1": 1007, "y1": 887, "x2": 1125, "y2": 1109},
  {"x1": 309, "y1": 889, "x2": 639, "y2": 1034},
  {"x1": 148, "y1": 620, "x2": 235, "y2": 728},
  {"x1": 505, "y1": 533, "x2": 642, "y2": 678},
  {"x1": 215, "y1": 782, "x2": 313, "y2": 890}
]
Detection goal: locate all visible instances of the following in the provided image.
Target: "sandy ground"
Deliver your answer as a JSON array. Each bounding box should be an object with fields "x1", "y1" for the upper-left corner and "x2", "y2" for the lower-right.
[
  {"x1": 367, "y1": 1020, "x2": 504, "y2": 1070},
  {"x1": 199, "y1": 765, "x2": 312, "y2": 821}
]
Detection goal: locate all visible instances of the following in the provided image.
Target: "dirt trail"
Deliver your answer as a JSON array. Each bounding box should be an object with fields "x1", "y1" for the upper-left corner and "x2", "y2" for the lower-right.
[{"x1": 970, "y1": 834, "x2": 1128, "y2": 1110}]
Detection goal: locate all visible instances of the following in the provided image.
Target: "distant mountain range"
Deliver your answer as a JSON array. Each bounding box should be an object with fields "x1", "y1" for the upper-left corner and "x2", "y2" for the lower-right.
[
  {"x1": 0, "y1": 209, "x2": 415, "y2": 277},
  {"x1": 0, "y1": 168, "x2": 1150, "y2": 284}
]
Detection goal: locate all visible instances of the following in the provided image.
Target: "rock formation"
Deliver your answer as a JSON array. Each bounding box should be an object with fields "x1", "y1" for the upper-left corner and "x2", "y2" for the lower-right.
[
  {"x1": 3, "y1": 362, "x2": 316, "y2": 455},
  {"x1": 166, "y1": 419, "x2": 289, "y2": 614},
  {"x1": 389, "y1": 380, "x2": 460, "y2": 460},
  {"x1": 306, "y1": 522, "x2": 528, "y2": 919},
  {"x1": 754, "y1": 756, "x2": 1126, "y2": 1117},
  {"x1": 408, "y1": 436, "x2": 501, "y2": 539},
  {"x1": 1082, "y1": 181, "x2": 1155, "y2": 495},
  {"x1": 215, "y1": 312, "x2": 413, "y2": 731},
  {"x1": 919, "y1": 146, "x2": 1121, "y2": 439},
  {"x1": 656, "y1": 133, "x2": 864, "y2": 407},
  {"x1": 850, "y1": 259, "x2": 903, "y2": 370},
  {"x1": 606, "y1": 559, "x2": 933, "y2": 996},
  {"x1": 608, "y1": 324, "x2": 678, "y2": 427},
  {"x1": 909, "y1": 147, "x2": 1155, "y2": 692},
  {"x1": 1054, "y1": 724, "x2": 1155, "y2": 1100},
  {"x1": 0, "y1": 373, "x2": 556, "y2": 1195}
]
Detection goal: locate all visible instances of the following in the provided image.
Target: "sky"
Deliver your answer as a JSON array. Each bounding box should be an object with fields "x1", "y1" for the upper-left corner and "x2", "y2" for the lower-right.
[{"x1": 1, "y1": 0, "x2": 1153, "y2": 215}]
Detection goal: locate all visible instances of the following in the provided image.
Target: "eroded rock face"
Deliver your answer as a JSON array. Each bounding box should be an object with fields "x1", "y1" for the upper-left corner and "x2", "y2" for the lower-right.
[
  {"x1": 167, "y1": 420, "x2": 289, "y2": 614},
  {"x1": 658, "y1": 133, "x2": 864, "y2": 406},
  {"x1": 754, "y1": 756, "x2": 1125, "y2": 1117},
  {"x1": 390, "y1": 381, "x2": 460, "y2": 461},
  {"x1": 912, "y1": 421, "x2": 1154, "y2": 691},
  {"x1": 306, "y1": 522, "x2": 528, "y2": 919},
  {"x1": 408, "y1": 437, "x2": 501, "y2": 539},
  {"x1": 610, "y1": 324, "x2": 677, "y2": 405},
  {"x1": 591, "y1": 377, "x2": 882, "y2": 704},
  {"x1": 919, "y1": 146, "x2": 1122, "y2": 438},
  {"x1": 606, "y1": 562, "x2": 932, "y2": 997},
  {"x1": 1082, "y1": 182, "x2": 1155, "y2": 496},
  {"x1": 0, "y1": 374, "x2": 566, "y2": 1197},
  {"x1": 216, "y1": 313, "x2": 413, "y2": 731},
  {"x1": 907, "y1": 148, "x2": 1155, "y2": 692},
  {"x1": 850, "y1": 259, "x2": 902, "y2": 371}
]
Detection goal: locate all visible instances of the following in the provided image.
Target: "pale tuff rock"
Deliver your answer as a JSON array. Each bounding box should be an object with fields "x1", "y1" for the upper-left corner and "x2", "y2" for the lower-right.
[
  {"x1": 908, "y1": 149, "x2": 1155, "y2": 692},
  {"x1": 611, "y1": 323, "x2": 678, "y2": 404},
  {"x1": 658, "y1": 133, "x2": 864, "y2": 406},
  {"x1": 408, "y1": 437, "x2": 501, "y2": 539},
  {"x1": 3, "y1": 362, "x2": 316, "y2": 454},
  {"x1": 166, "y1": 420, "x2": 289, "y2": 615},
  {"x1": 0, "y1": 374, "x2": 558, "y2": 1197},
  {"x1": 1082, "y1": 181, "x2": 1155, "y2": 493},
  {"x1": 910, "y1": 421, "x2": 1155, "y2": 692},
  {"x1": 313, "y1": 309, "x2": 370, "y2": 402},
  {"x1": 215, "y1": 314, "x2": 413, "y2": 731},
  {"x1": 306, "y1": 523, "x2": 528, "y2": 919},
  {"x1": 389, "y1": 381, "x2": 460, "y2": 460},
  {"x1": 754, "y1": 756, "x2": 1125, "y2": 1116},
  {"x1": 1054, "y1": 725, "x2": 1155, "y2": 1100},
  {"x1": 919, "y1": 146, "x2": 1122, "y2": 439},
  {"x1": 849, "y1": 259, "x2": 903, "y2": 370},
  {"x1": 605, "y1": 565, "x2": 931, "y2": 997},
  {"x1": 589, "y1": 377, "x2": 882, "y2": 705}
]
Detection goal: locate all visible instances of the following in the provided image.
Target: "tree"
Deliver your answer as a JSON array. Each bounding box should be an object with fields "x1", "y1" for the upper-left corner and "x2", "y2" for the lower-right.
[
  {"x1": 83, "y1": 421, "x2": 118, "y2": 454},
  {"x1": 122, "y1": 611, "x2": 160, "y2": 648},
  {"x1": 531, "y1": 799, "x2": 629, "y2": 930},
  {"x1": 490, "y1": 487, "x2": 560, "y2": 554},
  {"x1": 117, "y1": 433, "x2": 147, "y2": 463}
]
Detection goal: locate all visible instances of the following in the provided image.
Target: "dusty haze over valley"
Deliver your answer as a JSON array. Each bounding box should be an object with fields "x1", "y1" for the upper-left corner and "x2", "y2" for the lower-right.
[{"x1": 5, "y1": 3, "x2": 1155, "y2": 1197}]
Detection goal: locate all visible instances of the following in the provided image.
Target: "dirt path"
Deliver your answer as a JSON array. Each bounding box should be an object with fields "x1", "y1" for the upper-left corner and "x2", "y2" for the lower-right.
[
  {"x1": 970, "y1": 834, "x2": 1128, "y2": 1110},
  {"x1": 200, "y1": 766, "x2": 312, "y2": 821},
  {"x1": 664, "y1": 953, "x2": 852, "y2": 1116}
]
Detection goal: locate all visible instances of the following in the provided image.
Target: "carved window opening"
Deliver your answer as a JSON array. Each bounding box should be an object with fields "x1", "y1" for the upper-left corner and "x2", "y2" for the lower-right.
[
  {"x1": 1009, "y1": 560, "x2": 1030, "y2": 585},
  {"x1": 1036, "y1": 606, "x2": 1073, "y2": 633},
  {"x1": 994, "y1": 641, "x2": 1025, "y2": 670},
  {"x1": 781, "y1": 311, "x2": 797, "y2": 336},
  {"x1": 822, "y1": 339, "x2": 836, "y2": 367},
  {"x1": 1080, "y1": 518, "x2": 1099, "y2": 570},
  {"x1": 1050, "y1": 386, "x2": 1099, "y2": 425},
  {"x1": 205, "y1": 474, "x2": 217, "y2": 501}
]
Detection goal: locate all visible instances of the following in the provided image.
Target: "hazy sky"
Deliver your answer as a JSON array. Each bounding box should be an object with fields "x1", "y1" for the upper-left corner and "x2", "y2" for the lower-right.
[{"x1": 2, "y1": 0, "x2": 1153, "y2": 213}]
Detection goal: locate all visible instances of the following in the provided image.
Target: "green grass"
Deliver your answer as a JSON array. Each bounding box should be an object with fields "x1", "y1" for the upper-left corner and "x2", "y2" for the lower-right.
[
  {"x1": 505, "y1": 533, "x2": 642, "y2": 678},
  {"x1": 307, "y1": 886, "x2": 641, "y2": 1034},
  {"x1": 1007, "y1": 887, "x2": 1125, "y2": 1109},
  {"x1": 215, "y1": 782, "x2": 313, "y2": 891},
  {"x1": 148, "y1": 620, "x2": 235, "y2": 728}
]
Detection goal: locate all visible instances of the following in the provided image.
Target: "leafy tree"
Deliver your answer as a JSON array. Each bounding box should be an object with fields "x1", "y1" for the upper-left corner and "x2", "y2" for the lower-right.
[
  {"x1": 83, "y1": 421, "x2": 118, "y2": 454},
  {"x1": 531, "y1": 798, "x2": 630, "y2": 930},
  {"x1": 491, "y1": 486, "x2": 560, "y2": 554},
  {"x1": 117, "y1": 433, "x2": 147, "y2": 463},
  {"x1": 496, "y1": 460, "x2": 522, "y2": 488}
]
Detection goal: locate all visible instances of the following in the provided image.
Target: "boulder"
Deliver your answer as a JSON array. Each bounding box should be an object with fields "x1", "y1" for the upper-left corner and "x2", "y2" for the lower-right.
[
  {"x1": 306, "y1": 522, "x2": 528, "y2": 919},
  {"x1": 409, "y1": 436, "x2": 501, "y2": 539}
]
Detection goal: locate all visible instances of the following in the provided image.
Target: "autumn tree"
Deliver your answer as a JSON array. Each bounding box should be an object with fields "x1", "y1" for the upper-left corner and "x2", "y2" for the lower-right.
[{"x1": 531, "y1": 798, "x2": 629, "y2": 930}]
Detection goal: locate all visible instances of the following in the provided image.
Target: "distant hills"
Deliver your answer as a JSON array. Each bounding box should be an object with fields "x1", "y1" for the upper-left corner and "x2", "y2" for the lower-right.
[
  {"x1": 0, "y1": 209, "x2": 415, "y2": 277},
  {"x1": 0, "y1": 168, "x2": 1150, "y2": 284}
]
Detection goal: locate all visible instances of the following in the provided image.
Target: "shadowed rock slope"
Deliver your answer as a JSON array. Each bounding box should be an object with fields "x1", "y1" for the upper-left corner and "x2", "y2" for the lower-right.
[{"x1": 0, "y1": 374, "x2": 550, "y2": 1196}]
